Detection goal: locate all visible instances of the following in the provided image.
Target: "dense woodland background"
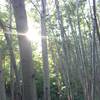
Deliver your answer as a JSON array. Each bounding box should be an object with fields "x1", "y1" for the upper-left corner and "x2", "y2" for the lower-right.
[{"x1": 0, "y1": 0, "x2": 100, "y2": 100}]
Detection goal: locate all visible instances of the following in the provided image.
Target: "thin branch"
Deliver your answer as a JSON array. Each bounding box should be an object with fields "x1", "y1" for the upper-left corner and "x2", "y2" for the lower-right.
[
  {"x1": 4, "y1": 25, "x2": 16, "y2": 30},
  {"x1": 31, "y1": 0, "x2": 41, "y2": 15},
  {"x1": 93, "y1": 0, "x2": 100, "y2": 44}
]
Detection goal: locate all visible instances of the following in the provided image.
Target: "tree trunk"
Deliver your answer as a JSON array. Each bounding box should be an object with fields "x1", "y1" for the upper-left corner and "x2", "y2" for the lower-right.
[
  {"x1": 12, "y1": 0, "x2": 37, "y2": 100},
  {"x1": 18, "y1": 35, "x2": 37, "y2": 100},
  {"x1": 4, "y1": 33, "x2": 22, "y2": 100},
  {"x1": 12, "y1": 0, "x2": 28, "y2": 33},
  {"x1": 0, "y1": 52, "x2": 6, "y2": 100},
  {"x1": 55, "y1": 0, "x2": 72, "y2": 99},
  {"x1": 76, "y1": 0, "x2": 90, "y2": 100},
  {"x1": 93, "y1": 0, "x2": 100, "y2": 44},
  {"x1": 40, "y1": 0, "x2": 51, "y2": 100},
  {"x1": 91, "y1": 1, "x2": 97, "y2": 99},
  {"x1": 10, "y1": 60, "x2": 14, "y2": 100}
]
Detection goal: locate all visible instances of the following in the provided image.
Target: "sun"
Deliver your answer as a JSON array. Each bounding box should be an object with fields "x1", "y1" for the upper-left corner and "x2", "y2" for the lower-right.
[
  {"x1": 26, "y1": 20, "x2": 42, "y2": 52},
  {"x1": 26, "y1": 28, "x2": 40, "y2": 42},
  {"x1": 26, "y1": 21, "x2": 41, "y2": 42}
]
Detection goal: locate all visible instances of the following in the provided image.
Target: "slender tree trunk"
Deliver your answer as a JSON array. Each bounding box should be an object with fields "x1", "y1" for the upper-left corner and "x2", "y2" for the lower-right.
[
  {"x1": 91, "y1": 1, "x2": 97, "y2": 99},
  {"x1": 4, "y1": 32, "x2": 22, "y2": 100},
  {"x1": 93, "y1": 0, "x2": 100, "y2": 44},
  {"x1": 1, "y1": 20, "x2": 21, "y2": 100},
  {"x1": 10, "y1": 60, "x2": 14, "y2": 100},
  {"x1": 66, "y1": 5, "x2": 89, "y2": 99},
  {"x1": 8, "y1": 1, "x2": 15, "y2": 100},
  {"x1": 0, "y1": 52, "x2": 6, "y2": 100},
  {"x1": 40, "y1": 0, "x2": 51, "y2": 100},
  {"x1": 55, "y1": 0, "x2": 72, "y2": 99},
  {"x1": 76, "y1": 0, "x2": 90, "y2": 100},
  {"x1": 1, "y1": 1, "x2": 22, "y2": 99}
]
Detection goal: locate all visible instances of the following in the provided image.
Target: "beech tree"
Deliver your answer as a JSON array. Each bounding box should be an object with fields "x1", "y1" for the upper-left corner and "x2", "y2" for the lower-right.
[{"x1": 12, "y1": 0, "x2": 37, "y2": 100}]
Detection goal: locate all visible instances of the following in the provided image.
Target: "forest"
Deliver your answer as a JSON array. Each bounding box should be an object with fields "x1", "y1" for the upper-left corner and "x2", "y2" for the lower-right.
[{"x1": 0, "y1": 0, "x2": 100, "y2": 100}]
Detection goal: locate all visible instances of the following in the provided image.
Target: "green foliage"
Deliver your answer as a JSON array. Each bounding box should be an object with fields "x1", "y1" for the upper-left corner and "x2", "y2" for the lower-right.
[{"x1": 0, "y1": 0, "x2": 100, "y2": 100}]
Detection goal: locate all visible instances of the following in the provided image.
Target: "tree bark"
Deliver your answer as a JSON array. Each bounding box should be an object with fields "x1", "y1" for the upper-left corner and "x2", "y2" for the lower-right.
[
  {"x1": 93, "y1": 0, "x2": 100, "y2": 44},
  {"x1": 40, "y1": 0, "x2": 51, "y2": 100},
  {"x1": 4, "y1": 33, "x2": 22, "y2": 100},
  {"x1": 12, "y1": 0, "x2": 28, "y2": 33},
  {"x1": 0, "y1": 52, "x2": 6, "y2": 100},
  {"x1": 18, "y1": 35, "x2": 37, "y2": 100},
  {"x1": 12, "y1": 0, "x2": 37, "y2": 100}
]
